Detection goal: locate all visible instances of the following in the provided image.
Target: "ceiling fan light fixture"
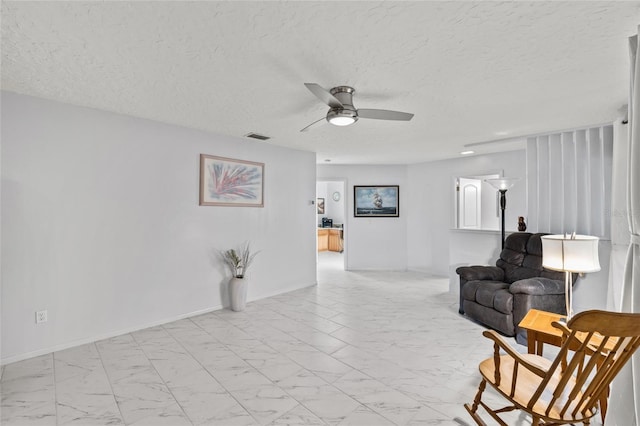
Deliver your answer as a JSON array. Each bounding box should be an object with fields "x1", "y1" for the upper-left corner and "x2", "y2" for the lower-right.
[
  {"x1": 328, "y1": 116, "x2": 356, "y2": 126},
  {"x1": 301, "y1": 83, "x2": 413, "y2": 132},
  {"x1": 326, "y1": 108, "x2": 358, "y2": 126}
]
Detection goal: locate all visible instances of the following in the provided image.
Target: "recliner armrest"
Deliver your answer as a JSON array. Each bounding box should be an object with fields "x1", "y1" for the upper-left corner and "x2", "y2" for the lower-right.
[
  {"x1": 510, "y1": 277, "x2": 564, "y2": 295},
  {"x1": 456, "y1": 265, "x2": 504, "y2": 282}
]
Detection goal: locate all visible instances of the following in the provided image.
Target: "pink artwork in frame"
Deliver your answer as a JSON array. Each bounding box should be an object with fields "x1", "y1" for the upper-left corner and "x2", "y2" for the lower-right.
[{"x1": 199, "y1": 154, "x2": 264, "y2": 207}]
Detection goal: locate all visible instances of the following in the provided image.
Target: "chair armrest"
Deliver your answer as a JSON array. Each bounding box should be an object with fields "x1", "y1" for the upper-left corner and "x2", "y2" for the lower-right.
[
  {"x1": 510, "y1": 277, "x2": 565, "y2": 295},
  {"x1": 482, "y1": 330, "x2": 547, "y2": 378},
  {"x1": 551, "y1": 320, "x2": 571, "y2": 336},
  {"x1": 456, "y1": 265, "x2": 504, "y2": 282}
]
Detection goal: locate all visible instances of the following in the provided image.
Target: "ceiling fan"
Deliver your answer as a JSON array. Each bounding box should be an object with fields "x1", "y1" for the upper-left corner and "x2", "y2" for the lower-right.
[{"x1": 300, "y1": 83, "x2": 414, "y2": 132}]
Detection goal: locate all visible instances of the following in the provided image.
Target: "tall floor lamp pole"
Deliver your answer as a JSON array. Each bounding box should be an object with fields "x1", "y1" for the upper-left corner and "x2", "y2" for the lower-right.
[
  {"x1": 486, "y1": 178, "x2": 520, "y2": 250},
  {"x1": 498, "y1": 189, "x2": 507, "y2": 250}
]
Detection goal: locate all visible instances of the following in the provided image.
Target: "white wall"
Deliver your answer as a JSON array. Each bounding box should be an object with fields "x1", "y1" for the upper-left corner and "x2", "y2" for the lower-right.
[
  {"x1": 406, "y1": 150, "x2": 527, "y2": 276},
  {"x1": 325, "y1": 182, "x2": 345, "y2": 226},
  {"x1": 316, "y1": 181, "x2": 328, "y2": 225},
  {"x1": 317, "y1": 165, "x2": 408, "y2": 270},
  {"x1": 315, "y1": 181, "x2": 345, "y2": 226},
  {"x1": 1, "y1": 92, "x2": 317, "y2": 364}
]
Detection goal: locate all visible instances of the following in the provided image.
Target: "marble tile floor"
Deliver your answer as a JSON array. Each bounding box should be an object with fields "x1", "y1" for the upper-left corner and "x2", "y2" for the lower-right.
[{"x1": 1, "y1": 258, "x2": 602, "y2": 426}]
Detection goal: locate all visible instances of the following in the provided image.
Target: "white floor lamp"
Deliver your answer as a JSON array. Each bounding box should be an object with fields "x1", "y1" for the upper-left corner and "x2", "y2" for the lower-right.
[{"x1": 541, "y1": 234, "x2": 601, "y2": 321}]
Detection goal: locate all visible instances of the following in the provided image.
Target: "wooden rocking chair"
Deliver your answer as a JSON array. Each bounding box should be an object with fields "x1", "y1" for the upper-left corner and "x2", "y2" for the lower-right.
[{"x1": 465, "y1": 310, "x2": 640, "y2": 425}]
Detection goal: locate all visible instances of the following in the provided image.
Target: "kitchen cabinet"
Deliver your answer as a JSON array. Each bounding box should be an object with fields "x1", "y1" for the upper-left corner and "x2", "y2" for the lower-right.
[
  {"x1": 317, "y1": 229, "x2": 329, "y2": 251},
  {"x1": 318, "y1": 228, "x2": 343, "y2": 252},
  {"x1": 328, "y1": 229, "x2": 343, "y2": 252}
]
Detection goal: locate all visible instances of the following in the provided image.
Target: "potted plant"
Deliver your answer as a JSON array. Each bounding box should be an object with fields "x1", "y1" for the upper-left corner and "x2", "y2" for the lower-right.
[{"x1": 221, "y1": 242, "x2": 259, "y2": 311}]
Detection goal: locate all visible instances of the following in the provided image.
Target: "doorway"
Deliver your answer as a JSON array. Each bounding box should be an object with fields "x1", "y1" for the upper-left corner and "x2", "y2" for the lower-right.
[{"x1": 316, "y1": 179, "x2": 346, "y2": 271}]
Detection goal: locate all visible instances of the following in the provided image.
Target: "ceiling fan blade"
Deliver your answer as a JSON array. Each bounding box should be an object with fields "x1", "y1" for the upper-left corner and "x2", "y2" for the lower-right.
[
  {"x1": 300, "y1": 117, "x2": 326, "y2": 132},
  {"x1": 357, "y1": 109, "x2": 414, "y2": 121},
  {"x1": 304, "y1": 83, "x2": 343, "y2": 108}
]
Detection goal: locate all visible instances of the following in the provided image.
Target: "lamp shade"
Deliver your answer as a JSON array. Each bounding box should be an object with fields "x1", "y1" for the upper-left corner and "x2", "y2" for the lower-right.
[
  {"x1": 485, "y1": 177, "x2": 520, "y2": 190},
  {"x1": 541, "y1": 235, "x2": 601, "y2": 273}
]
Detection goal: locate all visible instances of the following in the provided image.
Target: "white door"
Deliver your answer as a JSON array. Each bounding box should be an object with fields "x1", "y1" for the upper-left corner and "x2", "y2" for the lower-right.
[{"x1": 458, "y1": 178, "x2": 482, "y2": 229}]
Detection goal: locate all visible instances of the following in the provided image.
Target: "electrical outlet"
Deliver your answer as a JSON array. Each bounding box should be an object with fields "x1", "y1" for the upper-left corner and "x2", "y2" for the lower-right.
[{"x1": 35, "y1": 310, "x2": 48, "y2": 324}]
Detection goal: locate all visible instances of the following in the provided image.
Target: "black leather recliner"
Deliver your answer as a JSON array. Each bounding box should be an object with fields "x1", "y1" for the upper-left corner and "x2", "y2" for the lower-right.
[{"x1": 456, "y1": 232, "x2": 569, "y2": 343}]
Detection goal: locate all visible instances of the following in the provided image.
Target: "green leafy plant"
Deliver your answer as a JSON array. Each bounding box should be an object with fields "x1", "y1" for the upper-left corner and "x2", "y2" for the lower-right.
[{"x1": 221, "y1": 242, "x2": 259, "y2": 278}]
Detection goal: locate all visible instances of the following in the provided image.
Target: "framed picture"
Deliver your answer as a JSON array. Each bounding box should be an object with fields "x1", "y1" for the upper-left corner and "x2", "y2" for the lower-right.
[
  {"x1": 354, "y1": 185, "x2": 399, "y2": 217},
  {"x1": 317, "y1": 198, "x2": 325, "y2": 214},
  {"x1": 199, "y1": 154, "x2": 264, "y2": 207}
]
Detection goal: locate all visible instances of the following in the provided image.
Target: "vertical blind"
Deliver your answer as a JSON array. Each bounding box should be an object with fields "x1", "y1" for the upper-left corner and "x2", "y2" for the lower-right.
[{"x1": 526, "y1": 125, "x2": 613, "y2": 239}]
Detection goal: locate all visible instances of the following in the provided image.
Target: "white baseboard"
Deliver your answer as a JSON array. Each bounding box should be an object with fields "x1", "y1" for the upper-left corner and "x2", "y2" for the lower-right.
[
  {"x1": 251, "y1": 281, "x2": 317, "y2": 301},
  {"x1": 346, "y1": 267, "x2": 409, "y2": 272},
  {"x1": 1, "y1": 305, "x2": 222, "y2": 366},
  {"x1": 406, "y1": 267, "x2": 447, "y2": 277},
  {"x1": 1, "y1": 281, "x2": 317, "y2": 366}
]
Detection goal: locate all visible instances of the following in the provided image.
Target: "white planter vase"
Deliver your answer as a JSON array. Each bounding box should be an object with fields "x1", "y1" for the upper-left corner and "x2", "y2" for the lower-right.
[{"x1": 229, "y1": 277, "x2": 248, "y2": 312}]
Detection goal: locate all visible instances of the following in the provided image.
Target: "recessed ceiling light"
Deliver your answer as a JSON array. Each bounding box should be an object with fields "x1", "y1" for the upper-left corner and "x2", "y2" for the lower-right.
[
  {"x1": 460, "y1": 150, "x2": 475, "y2": 155},
  {"x1": 495, "y1": 131, "x2": 509, "y2": 136}
]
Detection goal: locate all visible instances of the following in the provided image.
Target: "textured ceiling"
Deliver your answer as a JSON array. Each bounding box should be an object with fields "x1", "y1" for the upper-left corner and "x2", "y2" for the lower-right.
[{"x1": 2, "y1": 1, "x2": 639, "y2": 164}]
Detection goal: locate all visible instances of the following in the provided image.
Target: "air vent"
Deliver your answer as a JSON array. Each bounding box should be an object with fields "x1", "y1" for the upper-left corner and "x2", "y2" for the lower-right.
[{"x1": 244, "y1": 132, "x2": 271, "y2": 141}]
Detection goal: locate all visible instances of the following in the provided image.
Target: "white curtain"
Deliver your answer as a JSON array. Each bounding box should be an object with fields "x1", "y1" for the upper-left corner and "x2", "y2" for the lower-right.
[
  {"x1": 607, "y1": 120, "x2": 629, "y2": 311},
  {"x1": 607, "y1": 27, "x2": 640, "y2": 426},
  {"x1": 526, "y1": 126, "x2": 613, "y2": 238}
]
